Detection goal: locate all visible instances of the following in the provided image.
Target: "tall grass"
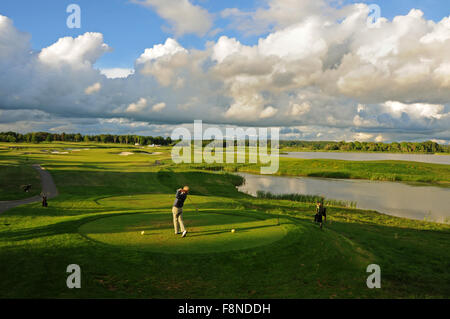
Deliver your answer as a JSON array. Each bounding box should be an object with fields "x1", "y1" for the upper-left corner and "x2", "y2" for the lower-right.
[
  {"x1": 256, "y1": 191, "x2": 357, "y2": 208},
  {"x1": 189, "y1": 164, "x2": 225, "y2": 171}
]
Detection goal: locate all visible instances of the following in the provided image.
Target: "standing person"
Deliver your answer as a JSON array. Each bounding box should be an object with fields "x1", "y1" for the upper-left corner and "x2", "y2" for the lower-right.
[
  {"x1": 172, "y1": 186, "x2": 189, "y2": 237},
  {"x1": 314, "y1": 202, "x2": 327, "y2": 229},
  {"x1": 41, "y1": 192, "x2": 48, "y2": 207}
]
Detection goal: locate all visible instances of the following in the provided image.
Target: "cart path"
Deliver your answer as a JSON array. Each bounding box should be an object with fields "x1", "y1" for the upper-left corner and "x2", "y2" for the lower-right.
[{"x1": 0, "y1": 164, "x2": 58, "y2": 213}]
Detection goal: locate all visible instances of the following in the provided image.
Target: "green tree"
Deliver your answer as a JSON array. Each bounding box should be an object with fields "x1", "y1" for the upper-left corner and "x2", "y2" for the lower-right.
[{"x1": 74, "y1": 133, "x2": 82, "y2": 142}]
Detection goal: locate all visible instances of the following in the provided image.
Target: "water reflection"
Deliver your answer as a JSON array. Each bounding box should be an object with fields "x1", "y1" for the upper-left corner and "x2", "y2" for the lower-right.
[
  {"x1": 237, "y1": 172, "x2": 450, "y2": 223},
  {"x1": 281, "y1": 152, "x2": 450, "y2": 165}
]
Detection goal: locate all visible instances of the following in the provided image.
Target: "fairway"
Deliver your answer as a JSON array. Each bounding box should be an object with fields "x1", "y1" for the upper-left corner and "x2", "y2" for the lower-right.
[
  {"x1": 0, "y1": 143, "x2": 449, "y2": 299},
  {"x1": 79, "y1": 210, "x2": 289, "y2": 254}
]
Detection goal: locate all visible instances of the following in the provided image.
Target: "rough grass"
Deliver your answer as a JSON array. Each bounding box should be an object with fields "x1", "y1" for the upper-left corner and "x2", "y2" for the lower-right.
[
  {"x1": 0, "y1": 163, "x2": 41, "y2": 200},
  {"x1": 256, "y1": 191, "x2": 357, "y2": 208}
]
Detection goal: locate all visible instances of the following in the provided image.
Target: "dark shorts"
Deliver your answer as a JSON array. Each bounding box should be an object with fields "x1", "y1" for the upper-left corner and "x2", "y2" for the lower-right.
[{"x1": 314, "y1": 214, "x2": 323, "y2": 223}]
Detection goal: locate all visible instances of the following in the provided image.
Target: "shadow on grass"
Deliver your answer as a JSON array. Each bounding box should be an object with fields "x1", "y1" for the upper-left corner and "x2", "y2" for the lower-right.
[
  {"x1": 2, "y1": 153, "x2": 246, "y2": 200},
  {"x1": 0, "y1": 213, "x2": 122, "y2": 242},
  {"x1": 188, "y1": 223, "x2": 282, "y2": 237}
]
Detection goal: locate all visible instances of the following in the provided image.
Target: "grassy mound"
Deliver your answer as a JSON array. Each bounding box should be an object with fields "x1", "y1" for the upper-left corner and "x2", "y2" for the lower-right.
[{"x1": 79, "y1": 210, "x2": 289, "y2": 254}]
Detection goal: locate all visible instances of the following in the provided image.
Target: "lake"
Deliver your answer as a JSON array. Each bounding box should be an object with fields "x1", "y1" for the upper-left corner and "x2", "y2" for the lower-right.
[
  {"x1": 281, "y1": 152, "x2": 450, "y2": 165},
  {"x1": 237, "y1": 172, "x2": 450, "y2": 223}
]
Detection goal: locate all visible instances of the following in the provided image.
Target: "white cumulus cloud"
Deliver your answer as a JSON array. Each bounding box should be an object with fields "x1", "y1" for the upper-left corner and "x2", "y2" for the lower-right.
[
  {"x1": 133, "y1": 0, "x2": 212, "y2": 37},
  {"x1": 126, "y1": 98, "x2": 148, "y2": 113},
  {"x1": 39, "y1": 33, "x2": 111, "y2": 68},
  {"x1": 260, "y1": 106, "x2": 278, "y2": 119},
  {"x1": 136, "y1": 38, "x2": 187, "y2": 64},
  {"x1": 383, "y1": 101, "x2": 446, "y2": 119},
  {"x1": 152, "y1": 102, "x2": 166, "y2": 112},
  {"x1": 85, "y1": 82, "x2": 102, "y2": 95},
  {"x1": 100, "y1": 68, "x2": 135, "y2": 79}
]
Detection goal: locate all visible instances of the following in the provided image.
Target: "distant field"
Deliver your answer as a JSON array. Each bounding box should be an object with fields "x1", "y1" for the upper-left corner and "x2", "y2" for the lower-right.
[
  {"x1": 279, "y1": 146, "x2": 450, "y2": 154},
  {"x1": 1, "y1": 142, "x2": 449, "y2": 204},
  {"x1": 237, "y1": 157, "x2": 450, "y2": 187}
]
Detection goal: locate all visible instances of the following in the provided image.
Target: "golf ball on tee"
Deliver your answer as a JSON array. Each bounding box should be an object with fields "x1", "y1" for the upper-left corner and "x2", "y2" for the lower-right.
[
  {"x1": 231, "y1": 229, "x2": 235, "y2": 233},
  {"x1": 141, "y1": 231, "x2": 145, "y2": 235}
]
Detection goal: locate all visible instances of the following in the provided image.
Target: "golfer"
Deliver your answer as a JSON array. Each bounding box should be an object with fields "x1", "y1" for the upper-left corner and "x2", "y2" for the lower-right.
[
  {"x1": 314, "y1": 202, "x2": 327, "y2": 229},
  {"x1": 172, "y1": 186, "x2": 189, "y2": 237}
]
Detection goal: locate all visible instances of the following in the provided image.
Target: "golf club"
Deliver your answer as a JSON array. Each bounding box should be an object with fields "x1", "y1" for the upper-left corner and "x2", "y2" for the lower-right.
[{"x1": 187, "y1": 196, "x2": 199, "y2": 213}]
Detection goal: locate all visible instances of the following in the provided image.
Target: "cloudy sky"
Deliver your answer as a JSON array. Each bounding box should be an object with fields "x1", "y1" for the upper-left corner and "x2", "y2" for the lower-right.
[{"x1": 0, "y1": 0, "x2": 449, "y2": 143}]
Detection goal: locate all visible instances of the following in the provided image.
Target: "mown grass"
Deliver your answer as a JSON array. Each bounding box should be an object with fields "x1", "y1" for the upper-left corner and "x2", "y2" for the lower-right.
[
  {"x1": 79, "y1": 210, "x2": 290, "y2": 254},
  {"x1": 225, "y1": 157, "x2": 450, "y2": 186},
  {"x1": 0, "y1": 162, "x2": 40, "y2": 200},
  {"x1": 0, "y1": 143, "x2": 449, "y2": 298}
]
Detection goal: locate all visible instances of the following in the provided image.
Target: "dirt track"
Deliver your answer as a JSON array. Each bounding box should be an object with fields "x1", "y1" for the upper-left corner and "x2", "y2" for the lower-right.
[{"x1": 0, "y1": 164, "x2": 58, "y2": 213}]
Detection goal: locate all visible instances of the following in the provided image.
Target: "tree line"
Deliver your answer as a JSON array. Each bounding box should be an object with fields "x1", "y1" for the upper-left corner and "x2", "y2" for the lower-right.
[
  {"x1": 0, "y1": 132, "x2": 172, "y2": 146},
  {"x1": 1, "y1": 131, "x2": 448, "y2": 153},
  {"x1": 280, "y1": 140, "x2": 450, "y2": 153}
]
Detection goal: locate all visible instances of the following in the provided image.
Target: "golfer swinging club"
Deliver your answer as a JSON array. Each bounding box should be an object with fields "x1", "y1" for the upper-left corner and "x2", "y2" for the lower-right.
[{"x1": 173, "y1": 186, "x2": 189, "y2": 237}]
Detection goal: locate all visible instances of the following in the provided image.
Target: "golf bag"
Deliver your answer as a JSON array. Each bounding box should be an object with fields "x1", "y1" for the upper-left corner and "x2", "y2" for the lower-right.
[
  {"x1": 314, "y1": 204, "x2": 326, "y2": 223},
  {"x1": 42, "y1": 196, "x2": 48, "y2": 207},
  {"x1": 314, "y1": 213, "x2": 322, "y2": 223}
]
